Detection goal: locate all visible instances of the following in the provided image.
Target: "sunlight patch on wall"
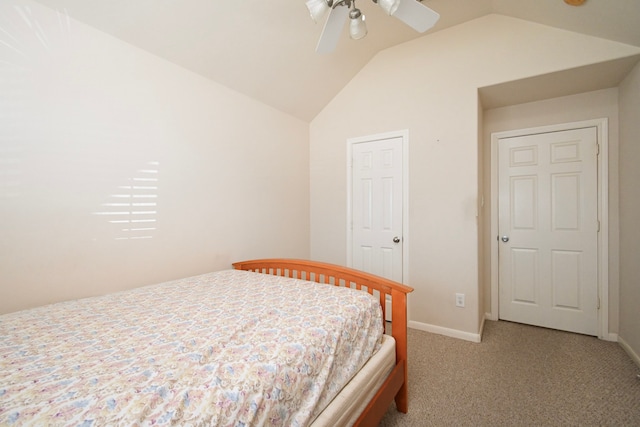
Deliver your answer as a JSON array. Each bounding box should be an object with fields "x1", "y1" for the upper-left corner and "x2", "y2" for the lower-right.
[
  {"x1": 93, "y1": 161, "x2": 159, "y2": 240},
  {"x1": 1, "y1": 3, "x2": 73, "y2": 200},
  {"x1": 0, "y1": 3, "x2": 72, "y2": 69}
]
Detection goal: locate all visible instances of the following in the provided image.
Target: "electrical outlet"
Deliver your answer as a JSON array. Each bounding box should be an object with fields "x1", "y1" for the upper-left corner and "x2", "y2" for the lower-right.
[{"x1": 455, "y1": 293, "x2": 465, "y2": 308}]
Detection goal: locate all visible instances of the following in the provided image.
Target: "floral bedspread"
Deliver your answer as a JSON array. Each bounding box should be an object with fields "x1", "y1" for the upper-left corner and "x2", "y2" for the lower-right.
[{"x1": 0, "y1": 269, "x2": 383, "y2": 426}]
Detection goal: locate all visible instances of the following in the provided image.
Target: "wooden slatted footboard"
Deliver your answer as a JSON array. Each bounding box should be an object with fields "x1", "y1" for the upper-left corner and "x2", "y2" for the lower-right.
[{"x1": 232, "y1": 258, "x2": 414, "y2": 425}]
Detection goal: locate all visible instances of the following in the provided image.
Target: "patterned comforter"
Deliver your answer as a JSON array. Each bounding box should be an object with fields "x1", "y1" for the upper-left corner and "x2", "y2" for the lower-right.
[{"x1": 0, "y1": 269, "x2": 384, "y2": 426}]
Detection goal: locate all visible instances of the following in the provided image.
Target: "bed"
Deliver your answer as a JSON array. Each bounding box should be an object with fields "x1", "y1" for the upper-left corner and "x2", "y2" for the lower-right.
[{"x1": 0, "y1": 258, "x2": 413, "y2": 426}]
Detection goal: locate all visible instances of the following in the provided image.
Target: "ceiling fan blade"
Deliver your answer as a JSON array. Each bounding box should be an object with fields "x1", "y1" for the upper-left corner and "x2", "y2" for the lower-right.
[
  {"x1": 393, "y1": 0, "x2": 440, "y2": 33},
  {"x1": 316, "y1": 6, "x2": 349, "y2": 53}
]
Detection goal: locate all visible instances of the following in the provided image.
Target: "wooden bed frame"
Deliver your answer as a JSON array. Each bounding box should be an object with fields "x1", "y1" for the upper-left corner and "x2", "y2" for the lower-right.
[{"x1": 232, "y1": 258, "x2": 414, "y2": 426}]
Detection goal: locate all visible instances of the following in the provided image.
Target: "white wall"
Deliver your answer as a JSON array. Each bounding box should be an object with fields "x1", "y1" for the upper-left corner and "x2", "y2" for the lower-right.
[
  {"x1": 483, "y1": 88, "x2": 621, "y2": 335},
  {"x1": 310, "y1": 14, "x2": 640, "y2": 337},
  {"x1": 0, "y1": 0, "x2": 310, "y2": 314},
  {"x1": 618, "y1": 62, "x2": 640, "y2": 364}
]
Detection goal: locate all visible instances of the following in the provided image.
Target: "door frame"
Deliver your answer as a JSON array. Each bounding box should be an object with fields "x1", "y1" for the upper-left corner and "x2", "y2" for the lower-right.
[
  {"x1": 346, "y1": 129, "x2": 410, "y2": 285},
  {"x1": 489, "y1": 118, "x2": 610, "y2": 340}
]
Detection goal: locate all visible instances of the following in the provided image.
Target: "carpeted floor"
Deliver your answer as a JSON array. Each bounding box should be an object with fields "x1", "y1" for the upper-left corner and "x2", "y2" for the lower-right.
[{"x1": 379, "y1": 320, "x2": 640, "y2": 426}]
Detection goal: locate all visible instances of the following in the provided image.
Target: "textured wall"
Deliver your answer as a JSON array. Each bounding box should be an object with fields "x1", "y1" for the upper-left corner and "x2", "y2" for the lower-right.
[
  {"x1": 310, "y1": 14, "x2": 639, "y2": 337},
  {"x1": 0, "y1": 0, "x2": 310, "y2": 313},
  {"x1": 618, "y1": 62, "x2": 640, "y2": 363}
]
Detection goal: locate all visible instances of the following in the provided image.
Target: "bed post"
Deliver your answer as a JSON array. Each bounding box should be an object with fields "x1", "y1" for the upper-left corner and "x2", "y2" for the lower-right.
[{"x1": 392, "y1": 288, "x2": 409, "y2": 413}]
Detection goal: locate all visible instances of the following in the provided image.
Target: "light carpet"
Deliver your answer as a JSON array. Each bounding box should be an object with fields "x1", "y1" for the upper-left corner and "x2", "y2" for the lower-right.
[{"x1": 380, "y1": 320, "x2": 640, "y2": 426}]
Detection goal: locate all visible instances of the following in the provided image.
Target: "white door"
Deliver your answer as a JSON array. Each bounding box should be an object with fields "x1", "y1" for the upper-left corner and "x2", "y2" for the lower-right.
[
  {"x1": 498, "y1": 127, "x2": 599, "y2": 336},
  {"x1": 350, "y1": 136, "x2": 404, "y2": 283}
]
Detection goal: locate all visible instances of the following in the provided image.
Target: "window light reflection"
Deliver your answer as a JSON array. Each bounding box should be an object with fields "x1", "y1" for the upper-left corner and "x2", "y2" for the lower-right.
[{"x1": 93, "y1": 161, "x2": 159, "y2": 240}]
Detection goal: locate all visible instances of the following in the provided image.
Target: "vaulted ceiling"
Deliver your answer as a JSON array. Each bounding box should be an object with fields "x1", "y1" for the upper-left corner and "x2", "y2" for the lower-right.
[{"x1": 31, "y1": 0, "x2": 640, "y2": 121}]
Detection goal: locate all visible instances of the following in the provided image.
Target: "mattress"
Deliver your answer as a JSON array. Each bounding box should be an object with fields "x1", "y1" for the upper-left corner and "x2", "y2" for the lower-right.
[
  {"x1": 0, "y1": 269, "x2": 384, "y2": 426},
  {"x1": 311, "y1": 333, "x2": 396, "y2": 427}
]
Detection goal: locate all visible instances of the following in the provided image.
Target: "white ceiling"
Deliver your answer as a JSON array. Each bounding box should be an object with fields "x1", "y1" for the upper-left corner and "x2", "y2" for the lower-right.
[{"x1": 30, "y1": 0, "x2": 640, "y2": 121}]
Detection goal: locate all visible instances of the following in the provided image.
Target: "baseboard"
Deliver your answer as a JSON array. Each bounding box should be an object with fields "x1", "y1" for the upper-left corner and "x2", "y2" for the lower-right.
[
  {"x1": 604, "y1": 332, "x2": 618, "y2": 343},
  {"x1": 408, "y1": 320, "x2": 482, "y2": 343},
  {"x1": 618, "y1": 335, "x2": 640, "y2": 368},
  {"x1": 478, "y1": 315, "x2": 486, "y2": 340}
]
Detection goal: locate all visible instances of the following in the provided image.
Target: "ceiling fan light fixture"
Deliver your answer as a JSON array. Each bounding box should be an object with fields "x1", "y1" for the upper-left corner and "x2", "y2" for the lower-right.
[
  {"x1": 311, "y1": 0, "x2": 439, "y2": 53},
  {"x1": 306, "y1": 0, "x2": 331, "y2": 23},
  {"x1": 378, "y1": 0, "x2": 401, "y2": 15},
  {"x1": 349, "y1": 8, "x2": 367, "y2": 40}
]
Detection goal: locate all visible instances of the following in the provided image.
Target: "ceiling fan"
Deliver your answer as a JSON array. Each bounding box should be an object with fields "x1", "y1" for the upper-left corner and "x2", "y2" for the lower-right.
[{"x1": 305, "y1": 0, "x2": 440, "y2": 53}]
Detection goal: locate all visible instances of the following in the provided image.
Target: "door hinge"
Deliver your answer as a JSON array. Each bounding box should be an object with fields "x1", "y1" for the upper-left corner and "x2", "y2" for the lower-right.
[
  {"x1": 597, "y1": 297, "x2": 601, "y2": 310},
  {"x1": 596, "y1": 143, "x2": 600, "y2": 156},
  {"x1": 597, "y1": 220, "x2": 601, "y2": 232}
]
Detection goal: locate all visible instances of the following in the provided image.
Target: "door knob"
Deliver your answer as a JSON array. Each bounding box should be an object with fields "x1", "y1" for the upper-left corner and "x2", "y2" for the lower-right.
[
  {"x1": 501, "y1": 236, "x2": 510, "y2": 243},
  {"x1": 393, "y1": 236, "x2": 401, "y2": 243}
]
